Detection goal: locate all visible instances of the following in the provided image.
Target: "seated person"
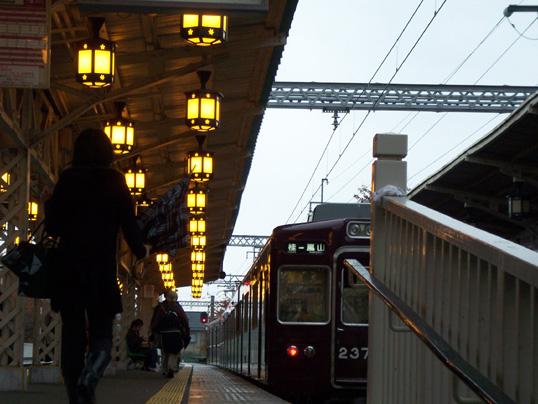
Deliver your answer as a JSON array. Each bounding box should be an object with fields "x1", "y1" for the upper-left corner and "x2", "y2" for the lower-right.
[{"x1": 126, "y1": 319, "x2": 158, "y2": 370}]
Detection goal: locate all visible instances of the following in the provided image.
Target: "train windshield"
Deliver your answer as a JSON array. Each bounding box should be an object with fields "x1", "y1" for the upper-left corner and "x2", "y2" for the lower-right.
[
  {"x1": 277, "y1": 266, "x2": 330, "y2": 324},
  {"x1": 341, "y1": 266, "x2": 369, "y2": 325}
]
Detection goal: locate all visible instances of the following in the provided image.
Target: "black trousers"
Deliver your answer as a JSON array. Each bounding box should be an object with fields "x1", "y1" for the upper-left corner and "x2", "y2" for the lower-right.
[{"x1": 60, "y1": 304, "x2": 114, "y2": 377}]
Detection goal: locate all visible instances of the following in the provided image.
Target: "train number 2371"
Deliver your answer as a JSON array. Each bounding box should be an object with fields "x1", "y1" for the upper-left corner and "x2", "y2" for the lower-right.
[{"x1": 338, "y1": 347, "x2": 368, "y2": 360}]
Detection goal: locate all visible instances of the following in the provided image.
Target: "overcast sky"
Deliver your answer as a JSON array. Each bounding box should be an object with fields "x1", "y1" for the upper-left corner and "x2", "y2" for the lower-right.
[{"x1": 179, "y1": 0, "x2": 538, "y2": 302}]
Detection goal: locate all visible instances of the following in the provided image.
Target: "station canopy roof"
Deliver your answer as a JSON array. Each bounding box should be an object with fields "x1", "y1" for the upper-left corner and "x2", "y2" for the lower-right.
[
  {"x1": 46, "y1": 0, "x2": 298, "y2": 288},
  {"x1": 409, "y1": 91, "x2": 538, "y2": 244}
]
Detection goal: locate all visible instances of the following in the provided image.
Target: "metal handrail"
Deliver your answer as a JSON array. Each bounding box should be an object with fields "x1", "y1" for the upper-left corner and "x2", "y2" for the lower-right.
[{"x1": 343, "y1": 258, "x2": 516, "y2": 404}]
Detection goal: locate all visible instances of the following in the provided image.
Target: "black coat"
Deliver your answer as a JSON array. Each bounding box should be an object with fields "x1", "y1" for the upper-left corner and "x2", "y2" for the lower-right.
[{"x1": 45, "y1": 166, "x2": 146, "y2": 314}]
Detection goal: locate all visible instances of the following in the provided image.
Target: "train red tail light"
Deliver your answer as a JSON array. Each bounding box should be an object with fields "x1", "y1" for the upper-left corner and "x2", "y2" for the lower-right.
[
  {"x1": 286, "y1": 345, "x2": 299, "y2": 358},
  {"x1": 200, "y1": 312, "x2": 208, "y2": 324}
]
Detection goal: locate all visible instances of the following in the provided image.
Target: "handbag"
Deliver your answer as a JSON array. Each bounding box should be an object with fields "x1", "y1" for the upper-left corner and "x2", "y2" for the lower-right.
[{"x1": 1, "y1": 221, "x2": 59, "y2": 299}]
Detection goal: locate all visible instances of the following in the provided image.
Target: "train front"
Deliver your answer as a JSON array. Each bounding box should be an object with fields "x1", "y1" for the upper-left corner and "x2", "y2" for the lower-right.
[{"x1": 267, "y1": 217, "x2": 370, "y2": 401}]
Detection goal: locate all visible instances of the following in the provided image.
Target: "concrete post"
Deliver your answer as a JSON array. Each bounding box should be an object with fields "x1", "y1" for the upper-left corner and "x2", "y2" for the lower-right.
[{"x1": 368, "y1": 133, "x2": 407, "y2": 404}]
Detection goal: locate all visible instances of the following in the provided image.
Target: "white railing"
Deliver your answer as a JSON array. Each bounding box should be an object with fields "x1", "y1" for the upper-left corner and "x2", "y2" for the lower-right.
[{"x1": 367, "y1": 133, "x2": 538, "y2": 404}]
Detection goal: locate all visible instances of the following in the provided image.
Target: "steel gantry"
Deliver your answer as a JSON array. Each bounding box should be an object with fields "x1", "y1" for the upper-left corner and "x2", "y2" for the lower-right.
[
  {"x1": 268, "y1": 82, "x2": 538, "y2": 113},
  {"x1": 228, "y1": 235, "x2": 269, "y2": 248}
]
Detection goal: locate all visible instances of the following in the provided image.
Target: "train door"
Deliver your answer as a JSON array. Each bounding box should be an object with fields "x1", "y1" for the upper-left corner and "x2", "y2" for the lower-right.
[{"x1": 332, "y1": 248, "x2": 369, "y2": 388}]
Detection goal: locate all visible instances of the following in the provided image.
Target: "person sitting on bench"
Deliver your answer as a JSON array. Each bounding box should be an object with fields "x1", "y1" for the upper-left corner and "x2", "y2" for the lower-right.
[{"x1": 126, "y1": 319, "x2": 158, "y2": 371}]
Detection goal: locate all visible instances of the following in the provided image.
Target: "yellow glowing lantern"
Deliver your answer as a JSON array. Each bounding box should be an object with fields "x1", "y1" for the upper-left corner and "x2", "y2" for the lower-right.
[
  {"x1": 185, "y1": 71, "x2": 222, "y2": 132},
  {"x1": 192, "y1": 279, "x2": 203, "y2": 288},
  {"x1": 192, "y1": 262, "x2": 205, "y2": 274},
  {"x1": 104, "y1": 102, "x2": 134, "y2": 154},
  {"x1": 156, "y1": 253, "x2": 169, "y2": 265},
  {"x1": 164, "y1": 280, "x2": 176, "y2": 289},
  {"x1": 187, "y1": 188, "x2": 206, "y2": 215},
  {"x1": 1, "y1": 172, "x2": 10, "y2": 192},
  {"x1": 181, "y1": 14, "x2": 228, "y2": 46},
  {"x1": 187, "y1": 150, "x2": 214, "y2": 182},
  {"x1": 191, "y1": 250, "x2": 206, "y2": 263},
  {"x1": 159, "y1": 263, "x2": 172, "y2": 273},
  {"x1": 125, "y1": 167, "x2": 146, "y2": 196},
  {"x1": 191, "y1": 234, "x2": 206, "y2": 249},
  {"x1": 28, "y1": 201, "x2": 38, "y2": 221},
  {"x1": 162, "y1": 272, "x2": 173, "y2": 281},
  {"x1": 76, "y1": 17, "x2": 115, "y2": 88},
  {"x1": 189, "y1": 216, "x2": 206, "y2": 234}
]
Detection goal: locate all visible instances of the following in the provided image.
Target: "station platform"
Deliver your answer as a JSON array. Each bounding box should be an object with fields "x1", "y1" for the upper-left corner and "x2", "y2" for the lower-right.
[{"x1": 0, "y1": 364, "x2": 289, "y2": 404}]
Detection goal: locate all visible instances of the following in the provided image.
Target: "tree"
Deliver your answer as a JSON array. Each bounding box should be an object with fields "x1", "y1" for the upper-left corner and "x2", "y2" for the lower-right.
[{"x1": 353, "y1": 185, "x2": 372, "y2": 203}]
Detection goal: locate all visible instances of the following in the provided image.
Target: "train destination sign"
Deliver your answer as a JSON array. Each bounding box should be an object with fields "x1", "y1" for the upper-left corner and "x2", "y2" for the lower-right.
[
  {"x1": 77, "y1": 0, "x2": 269, "y2": 11},
  {"x1": 287, "y1": 242, "x2": 326, "y2": 254}
]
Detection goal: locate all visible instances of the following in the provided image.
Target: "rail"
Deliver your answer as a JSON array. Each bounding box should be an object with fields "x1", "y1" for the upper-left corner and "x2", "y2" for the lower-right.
[
  {"x1": 368, "y1": 195, "x2": 538, "y2": 403},
  {"x1": 343, "y1": 258, "x2": 515, "y2": 404}
]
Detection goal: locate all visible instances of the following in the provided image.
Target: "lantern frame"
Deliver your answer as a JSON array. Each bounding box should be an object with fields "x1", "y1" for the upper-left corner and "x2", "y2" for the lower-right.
[
  {"x1": 187, "y1": 187, "x2": 207, "y2": 215},
  {"x1": 190, "y1": 234, "x2": 207, "y2": 249},
  {"x1": 187, "y1": 150, "x2": 214, "y2": 182},
  {"x1": 180, "y1": 14, "x2": 228, "y2": 46},
  {"x1": 28, "y1": 201, "x2": 38, "y2": 221},
  {"x1": 104, "y1": 102, "x2": 134, "y2": 154},
  {"x1": 508, "y1": 180, "x2": 531, "y2": 219},
  {"x1": 75, "y1": 18, "x2": 115, "y2": 88},
  {"x1": 125, "y1": 167, "x2": 146, "y2": 196},
  {"x1": 156, "y1": 253, "x2": 169, "y2": 265},
  {"x1": 1, "y1": 172, "x2": 10, "y2": 192},
  {"x1": 191, "y1": 250, "x2": 206, "y2": 263},
  {"x1": 189, "y1": 216, "x2": 206, "y2": 234},
  {"x1": 185, "y1": 71, "x2": 222, "y2": 132},
  {"x1": 159, "y1": 263, "x2": 172, "y2": 273}
]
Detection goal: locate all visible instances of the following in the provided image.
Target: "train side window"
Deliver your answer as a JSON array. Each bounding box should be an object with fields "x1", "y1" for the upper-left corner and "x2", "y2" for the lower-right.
[
  {"x1": 341, "y1": 265, "x2": 368, "y2": 325},
  {"x1": 277, "y1": 266, "x2": 330, "y2": 324}
]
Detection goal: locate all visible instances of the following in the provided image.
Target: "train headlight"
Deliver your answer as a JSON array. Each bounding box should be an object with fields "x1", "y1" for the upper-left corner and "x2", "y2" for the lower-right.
[
  {"x1": 286, "y1": 345, "x2": 299, "y2": 358},
  {"x1": 303, "y1": 345, "x2": 316, "y2": 358},
  {"x1": 347, "y1": 221, "x2": 370, "y2": 238}
]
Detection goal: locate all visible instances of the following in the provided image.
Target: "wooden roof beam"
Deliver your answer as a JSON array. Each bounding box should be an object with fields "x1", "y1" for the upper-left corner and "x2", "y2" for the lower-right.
[
  {"x1": 32, "y1": 59, "x2": 213, "y2": 146},
  {"x1": 465, "y1": 156, "x2": 538, "y2": 176},
  {"x1": 425, "y1": 185, "x2": 504, "y2": 207}
]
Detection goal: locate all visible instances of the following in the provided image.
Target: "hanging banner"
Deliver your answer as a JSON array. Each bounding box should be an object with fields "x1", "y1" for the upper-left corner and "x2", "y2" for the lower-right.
[
  {"x1": 0, "y1": 0, "x2": 50, "y2": 88},
  {"x1": 77, "y1": 0, "x2": 268, "y2": 11}
]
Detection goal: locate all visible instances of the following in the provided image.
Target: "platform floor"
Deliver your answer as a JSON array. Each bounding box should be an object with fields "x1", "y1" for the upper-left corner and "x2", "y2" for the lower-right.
[{"x1": 0, "y1": 364, "x2": 289, "y2": 404}]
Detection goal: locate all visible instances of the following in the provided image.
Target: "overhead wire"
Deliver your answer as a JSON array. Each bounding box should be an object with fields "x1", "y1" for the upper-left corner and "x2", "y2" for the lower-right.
[
  {"x1": 284, "y1": 0, "x2": 427, "y2": 223},
  {"x1": 328, "y1": 12, "x2": 535, "y2": 202},
  {"x1": 293, "y1": 0, "x2": 449, "y2": 222}
]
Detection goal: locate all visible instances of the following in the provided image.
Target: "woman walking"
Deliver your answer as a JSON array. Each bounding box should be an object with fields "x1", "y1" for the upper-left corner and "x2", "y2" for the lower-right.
[{"x1": 45, "y1": 129, "x2": 147, "y2": 403}]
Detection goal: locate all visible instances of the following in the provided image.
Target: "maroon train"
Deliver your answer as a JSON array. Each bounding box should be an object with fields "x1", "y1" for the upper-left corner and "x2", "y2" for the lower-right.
[{"x1": 207, "y1": 204, "x2": 370, "y2": 402}]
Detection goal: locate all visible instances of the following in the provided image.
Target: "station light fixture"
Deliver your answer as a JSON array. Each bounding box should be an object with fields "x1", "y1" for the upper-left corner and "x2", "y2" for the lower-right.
[
  {"x1": 192, "y1": 262, "x2": 205, "y2": 274},
  {"x1": 76, "y1": 17, "x2": 115, "y2": 88},
  {"x1": 286, "y1": 345, "x2": 299, "y2": 358},
  {"x1": 187, "y1": 187, "x2": 207, "y2": 215},
  {"x1": 189, "y1": 216, "x2": 206, "y2": 234},
  {"x1": 187, "y1": 150, "x2": 214, "y2": 182},
  {"x1": 508, "y1": 179, "x2": 531, "y2": 219},
  {"x1": 156, "y1": 253, "x2": 169, "y2": 265},
  {"x1": 28, "y1": 201, "x2": 38, "y2": 221},
  {"x1": 180, "y1": 13, "x2": 228, "y2": 46},
  {"x1": 104, "y1": 102, "x2": 134, "y2": 155},
  {"x1": 185, "y1": 71, "x2": 222, "y2": 132},
  {"x1": 159, "y1": 263, "x2": 172, "y2": 273},
  {"x1": 1, "y1": 172, "x2": 10, "y2": 192},
  {"x1": 136, "y1": 193, "x2": 153, "y2": 209},
  {"x1": 191, "y1": 249, "x2": 206, "y2": 263},
  {"x1": 125, "y1": 157, "x2": 146, "y2": 196},
  {"x1": 190, "y1": 234, "x2": 207, "y2": 249}
]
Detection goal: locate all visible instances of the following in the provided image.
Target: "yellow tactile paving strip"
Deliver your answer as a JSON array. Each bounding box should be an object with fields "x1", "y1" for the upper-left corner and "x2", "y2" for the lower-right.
[{"x1": 146, "y1": 365, "x2": 192, "y2": 404}]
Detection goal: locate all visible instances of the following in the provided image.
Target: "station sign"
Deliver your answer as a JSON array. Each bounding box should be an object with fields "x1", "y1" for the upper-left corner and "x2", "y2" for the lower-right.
[
  {"x1": 0, "y1": 0, "x2": 50, "y2": 89},
  {"x1": 77, "y1": 0, "x2": 269, "y2": 11}
]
